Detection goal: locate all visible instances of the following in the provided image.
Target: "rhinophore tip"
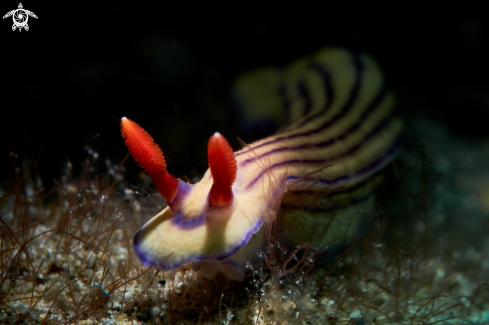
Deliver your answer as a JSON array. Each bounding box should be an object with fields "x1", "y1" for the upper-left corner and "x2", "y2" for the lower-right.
[
  {"x1": 121, "y1": 117, "x2": 179, "y2": 202},
  {"x1": 207, "y1": 132, "x2": 237, "y2": 206}
]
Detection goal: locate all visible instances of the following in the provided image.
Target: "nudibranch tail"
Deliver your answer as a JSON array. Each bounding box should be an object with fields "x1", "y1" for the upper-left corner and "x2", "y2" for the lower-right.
[
  {"x1": 120, "y1": 117, "x2": 179, "y2": 202},
  {"x1": 207, "y1": 132, "x2": 237, "y2": 207}
]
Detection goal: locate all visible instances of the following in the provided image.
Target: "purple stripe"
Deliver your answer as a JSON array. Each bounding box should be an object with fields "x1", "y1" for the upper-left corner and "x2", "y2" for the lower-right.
[
  {"x1": 279, "y1": 85, "x2": 291, "y2": 125},
  {"x1": 290, "y1": 174, "x2": 379, "y2": 199},
  {"x1": 360, "y1": 83, "x2": 387, "y2": 120},
  {"x1": 344, "y1": 115, "x2": 394, "y2": 155},
  {"x1": 236, "y1": 51, "x2": 363, "y2": 158},
  {"x1": 239, "y1": 84, "x2": 388, "y2": 167},
  {"x1": 350, "y1": 135, "x2": 403, "y2": 177},
  {"x1": 293, "y1": 172, "x2": 383, "y2": 213},
  {"x1": 132, "y1": 230, "x2": 165, "y2": 267},
  {"x1": 293, "y1": 62, "x2": 334, "y2": 128},
  {"x1": 247, "y1": 133, "x2": 404, "y2": 189},
  {"x1": 297, "y1": 80, "x2": 312, "y2": 116},
  {"x1": 167, "y1": 180, "x2": 192, "y2": 209},
  {"x1": 301, "y1": 189, "x2": 375, "y2": 212},
  {"x1": 214, "y1": 218, "x2": 263, "y2": 261},
  {"x1": 171, "y1": 212, "x2": 206, "y2": 228},
  {"x1": 132, "y1": 216, "x2": 264, "y2": 270},
  {"x1": 171, "y1": 195, "x2": 236, "y2": 229}
]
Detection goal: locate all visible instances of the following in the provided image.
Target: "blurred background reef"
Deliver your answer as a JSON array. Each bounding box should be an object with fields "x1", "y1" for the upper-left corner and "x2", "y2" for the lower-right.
[{"x1": 2, "y1": 4, "x2": 489, "y2": 187}]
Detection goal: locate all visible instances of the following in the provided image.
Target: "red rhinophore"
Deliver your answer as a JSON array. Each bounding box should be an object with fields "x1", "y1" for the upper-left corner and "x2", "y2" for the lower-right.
[
  {"x1": 120, "y1": 117, "x2": 179, "y2": 202},
  {"x1": 207, "y1": 132, "x2": 237, "y2": 206}
]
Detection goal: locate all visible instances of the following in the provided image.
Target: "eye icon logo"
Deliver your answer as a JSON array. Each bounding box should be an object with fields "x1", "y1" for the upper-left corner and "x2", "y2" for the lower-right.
[{"x1": 3, "y1": 3, "x2": 37, "y2": 32}]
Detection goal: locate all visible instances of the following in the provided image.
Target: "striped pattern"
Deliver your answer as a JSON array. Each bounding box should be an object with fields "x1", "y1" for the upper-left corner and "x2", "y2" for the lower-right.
[
  {"x1": 131, "y1": 47, "x2": 402, "y2": 281},
  {"x1": 233, "y1": 47, "x2": 402, "y2": 194}
]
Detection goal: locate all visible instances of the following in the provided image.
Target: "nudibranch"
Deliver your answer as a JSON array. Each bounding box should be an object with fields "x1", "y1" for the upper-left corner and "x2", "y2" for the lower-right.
[{"x1": 121, "y1": 48, "x2": 403, "y2": 281}]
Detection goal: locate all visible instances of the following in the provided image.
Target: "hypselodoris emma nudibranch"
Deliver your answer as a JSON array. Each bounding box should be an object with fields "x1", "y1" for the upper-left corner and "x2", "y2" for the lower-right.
[{"x1": 120, "y1": 47, "x2": 403, "y2": 281}]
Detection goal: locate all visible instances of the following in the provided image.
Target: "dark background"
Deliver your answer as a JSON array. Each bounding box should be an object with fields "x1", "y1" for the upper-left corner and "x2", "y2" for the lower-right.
[{"x1": 1, "y1": 3, "x2": 488, "y2": 189}]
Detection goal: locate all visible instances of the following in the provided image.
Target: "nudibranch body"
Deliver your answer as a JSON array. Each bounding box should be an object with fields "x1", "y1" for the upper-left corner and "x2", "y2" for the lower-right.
[{"x1": 121, "y1": 48, "x2": 403, "y2": 281}]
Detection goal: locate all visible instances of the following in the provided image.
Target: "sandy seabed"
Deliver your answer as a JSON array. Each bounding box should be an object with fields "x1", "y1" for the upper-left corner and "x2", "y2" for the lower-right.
[{"x1": 1, "y1": 117, "x2": 489, "y2": 324}]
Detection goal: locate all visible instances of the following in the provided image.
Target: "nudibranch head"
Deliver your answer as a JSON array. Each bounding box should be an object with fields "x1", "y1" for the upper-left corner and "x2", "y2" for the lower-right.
[{"x1": 122, "y1": 118, "x2": 266, "y2": 281}]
